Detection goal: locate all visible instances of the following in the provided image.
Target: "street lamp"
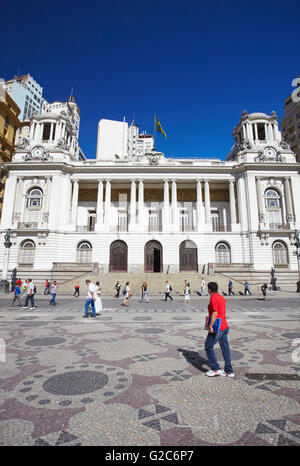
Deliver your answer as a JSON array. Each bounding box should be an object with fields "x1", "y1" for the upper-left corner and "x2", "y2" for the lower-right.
[
  {"x1": 294, "y1": 230, "x2": 300, "y2": 292},
  {"x1": 0, "y1": 229, "x2": 12, "y2": 294}
]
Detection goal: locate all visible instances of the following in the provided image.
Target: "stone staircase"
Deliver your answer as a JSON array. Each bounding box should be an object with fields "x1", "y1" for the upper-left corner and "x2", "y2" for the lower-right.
[
  {"x1": 54, "y1": 271, "x2": 253, "y2": 296},
  {"x1": 6, "y1": 266, "x2": 299, "y2": 296}
]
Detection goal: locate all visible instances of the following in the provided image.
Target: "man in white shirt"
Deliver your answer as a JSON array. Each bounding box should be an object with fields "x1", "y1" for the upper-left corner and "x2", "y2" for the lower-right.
[
  {"x1": 83, "y1": 279, "x2": 96, "y2": 318},
  {"x1": 23, "y1": 279, "x2": 36, "y2": 309}
]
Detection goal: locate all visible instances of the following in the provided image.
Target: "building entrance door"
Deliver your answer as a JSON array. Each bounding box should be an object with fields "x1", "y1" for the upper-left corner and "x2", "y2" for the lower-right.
[
  {"x1": 109, "y1": 240, "x2": 128, "y2": 272},
  {"x1": 179, "y1": 240, "x2": 198, "y2": 272},
  {"x1": 145, "y1": 241, "x2": 163, "y2": 272}
]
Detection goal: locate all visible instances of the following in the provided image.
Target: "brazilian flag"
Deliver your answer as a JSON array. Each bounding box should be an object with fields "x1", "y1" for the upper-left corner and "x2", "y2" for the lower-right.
[{"x1": 154, "y1": 114, "x2": 167, "y2": 139}]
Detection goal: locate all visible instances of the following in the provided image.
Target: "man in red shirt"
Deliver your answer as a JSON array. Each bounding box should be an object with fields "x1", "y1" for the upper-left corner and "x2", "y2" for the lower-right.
[{"x1": 204, "y1": 282, "x2": 234, "y2": 378}]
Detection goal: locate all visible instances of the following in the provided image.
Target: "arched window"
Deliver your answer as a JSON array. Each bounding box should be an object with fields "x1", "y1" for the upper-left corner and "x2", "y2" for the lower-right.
[
  {"x1": 19, "y1": 240, "x2": 36, "y2": 265},
  {"x1": 264, "y1": 188, "x2": 283, "y2": 229},
  {"x1": 215, "y1": 242, "x2": 231, "y2": 264},
  {"x1": 272, "y1": 241, "x2": 288, "y2": 267},
  {"x1": 77, "y1": 241, "x2": 92, "y2": 263},
  {"x1": 26, "y1": 188, "x2": 43, "y2": 208}
]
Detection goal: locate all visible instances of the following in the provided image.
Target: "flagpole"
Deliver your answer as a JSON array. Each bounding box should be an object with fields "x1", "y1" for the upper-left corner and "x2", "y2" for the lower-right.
[{"x1": 153, "y1": 114, "x2": 156, "y2": 149}]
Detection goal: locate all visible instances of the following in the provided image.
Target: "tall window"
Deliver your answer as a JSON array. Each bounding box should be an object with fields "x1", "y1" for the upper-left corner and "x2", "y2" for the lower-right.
[
  {"x1": 25, "y1": 188, "x2": 43, "y2": 223},
  {"x1": 272, "y1": 241, "x2": 288, "y2": 267},
  {"x1": 148, "y1": 209, "x2": 160, "y2": 232},
  {"x1": 264, "y1": 188, "x2": 283, "y2": 229},
  {"x1": 215, "y1": 242, "x2": 231, "y2": 264},
  {"x1": 77, "y1": 241, "x2": 92, "y2": 263},
  {"x1": 19, "y1": 240, "x2": 36, "y2": 265},
  {"x1": 26, "y1": 188, "x2": 43, "y2": 208},
  {"x1": 118, "y1": 210, "x2": 128, "y2": 232}
]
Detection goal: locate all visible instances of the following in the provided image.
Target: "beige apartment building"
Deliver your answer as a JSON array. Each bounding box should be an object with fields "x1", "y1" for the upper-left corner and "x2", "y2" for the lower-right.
[{"x1": 280, "y1": 74, "x2": 300, "y2": 162}]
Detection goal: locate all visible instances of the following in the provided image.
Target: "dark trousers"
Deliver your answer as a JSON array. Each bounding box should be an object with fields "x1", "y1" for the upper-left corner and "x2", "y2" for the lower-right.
[
  {"x1": 165, "y1": 292, "x2": 173, "y2": 301},
  {"x1": 228, "y1": 288, "x2": 234, "y2": 296},
  {"x1": 25, "y1": 294, "x2": 35, "y2": 308},
  {"x1": 73, "y1": 288, "x2": 80, "y2": 297},
  {"x1": 115, "y1": 289, "x2": 120, "y2": 298}
]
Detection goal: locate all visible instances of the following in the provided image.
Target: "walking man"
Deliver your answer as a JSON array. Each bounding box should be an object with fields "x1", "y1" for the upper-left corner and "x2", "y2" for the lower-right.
[
  {"x1": 44, "y1": 279, "x2": 51, "y2": 295},
  {"x1": 73, "y1": 281, "x2": 80, "y2": 297},
  {"x1": 115, "y1": 281, "x2": 121, "y2": 298},
  {"x1": 244, "y1": 281, "x2": 251, "y2": 296},
  {"x1": 164, "y1": 281, "x2": 173, "y2": 301},
  {"x1": 228, "y1": 279, "x2": 234, "y2": 296},
  {"x1": 261, "y1": 283, "x2": 268, "y2": 300},
  {"x1": 201, "y1": 278, "x2": 206, "y2": 296},
  {"x1": 23, "y1": 279, "x2": 36, "y2": 310},
  {"x1": 49, "y1": 281, "x2": 57, "y2": 305},
  {"x1": 12, "y1": 282, "x2": 22, "y2": 306},
  {"x1": 83, "y1": 279, "x2": 96, "y2": 318},
  {"x1": 204, "y1": 282, "x2": 234, "y2": 377}
]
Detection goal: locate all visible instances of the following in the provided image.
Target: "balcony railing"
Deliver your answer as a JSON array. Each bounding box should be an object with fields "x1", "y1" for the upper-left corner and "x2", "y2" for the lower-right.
[
  {"x1": 268, "y1": 223, "x2": 290, "y2": 231},
  {"x1": 17, "y1": 222, "x2": 38, "y2": 229}
]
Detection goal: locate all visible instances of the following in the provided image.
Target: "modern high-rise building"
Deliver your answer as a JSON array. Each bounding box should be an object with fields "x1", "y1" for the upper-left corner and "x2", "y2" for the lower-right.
[
  {"x1": 4, "y1": 74, "x2": 43, "y2": 121},
  {"x1": 280, "y1": 74, "x2": 300, "y2": 162}
]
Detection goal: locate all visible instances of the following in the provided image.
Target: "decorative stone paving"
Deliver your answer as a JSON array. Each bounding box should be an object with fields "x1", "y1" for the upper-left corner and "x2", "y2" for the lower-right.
[{"x1": 0, "y1": 294, "x2": 299, "y2": 446}]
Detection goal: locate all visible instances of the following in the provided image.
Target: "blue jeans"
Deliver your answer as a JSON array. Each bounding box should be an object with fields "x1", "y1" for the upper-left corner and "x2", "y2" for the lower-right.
[
  {"x1": 25, "y1": 294, "x2": 35, "y2": 308},
  {"x1": 85, "y1": 298, "x2": 96, "y2": 317},
  {"x1": 205, "y1": 327, "x2": 233, "y2": 374},
  {"x1": 50, "y1": 293, "x2": 56, "y2": 305}
]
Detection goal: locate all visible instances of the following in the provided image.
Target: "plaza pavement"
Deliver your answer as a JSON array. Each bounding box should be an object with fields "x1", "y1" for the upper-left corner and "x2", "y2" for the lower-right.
[{"x1": 0, "y1": 291, "x2": 299, "y2": 446}]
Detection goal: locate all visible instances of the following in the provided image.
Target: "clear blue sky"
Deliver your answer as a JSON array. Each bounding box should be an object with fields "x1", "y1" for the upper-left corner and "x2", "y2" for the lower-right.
[{"x1": 2, "y1": 0, "x2": 300, "y2": 159}]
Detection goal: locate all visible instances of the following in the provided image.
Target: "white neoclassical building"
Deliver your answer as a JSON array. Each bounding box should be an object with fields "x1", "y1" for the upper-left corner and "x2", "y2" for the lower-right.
[{"x1": 1, "y1": 100, "x2": 300, "y2": 289}]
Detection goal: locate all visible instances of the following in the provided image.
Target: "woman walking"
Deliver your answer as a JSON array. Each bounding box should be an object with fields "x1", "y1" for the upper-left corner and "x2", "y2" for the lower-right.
[
  {"x1": 95, "y1": 281, "x2": 103, "y2": 314},
  {"x1": 122, "y1": 282, "x2": 131, "y2": 307},
  {"x1": 140, "y1": 282, "x2": 149, "y2": 303},
  {"x1": 184, "y1": 280, "x2": 191, "y2": 303}
]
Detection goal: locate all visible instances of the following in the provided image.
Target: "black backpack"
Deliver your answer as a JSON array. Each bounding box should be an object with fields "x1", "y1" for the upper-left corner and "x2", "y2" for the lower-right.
[
  {"x1": 33, "y1": 285, "x2": 37, "y2": 294},
  {"x1": 169, "y1": 285, "x2": 172, "y2": 291}
]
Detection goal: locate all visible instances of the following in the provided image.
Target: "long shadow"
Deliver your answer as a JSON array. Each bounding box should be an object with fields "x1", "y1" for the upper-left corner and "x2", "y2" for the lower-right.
[{"x1": 177, "y1": 348, "x2": 208, "y2": 373}]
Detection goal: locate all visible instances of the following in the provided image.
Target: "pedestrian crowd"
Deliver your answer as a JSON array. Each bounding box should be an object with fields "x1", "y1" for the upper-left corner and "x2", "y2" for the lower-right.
[{"x1": 10, "y1": 275, "x2": 265, "y2": 318}]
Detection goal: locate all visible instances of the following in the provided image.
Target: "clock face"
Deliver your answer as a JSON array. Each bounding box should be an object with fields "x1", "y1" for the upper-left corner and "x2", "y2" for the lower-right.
[
  {"x1": 32, "y1": 146, "x2": 44, "y2": 158},
  {"x1": 264, "y1": 147, "x2": 276, "y2": 158}
]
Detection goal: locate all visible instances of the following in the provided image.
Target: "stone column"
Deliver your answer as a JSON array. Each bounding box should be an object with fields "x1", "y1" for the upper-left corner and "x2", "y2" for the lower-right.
[
  {"x1": 284, "y1": 177, "x2": 294, "y2": 223},
  {"x1": 71, "y1": 180, "x2": 79, "y2": 225},
  {"x1": 171, "y1": 179, "x2": 179, "y2": 231},
  {"x1": 256, "y1": 177, "x2": 266, "y2": 226},
  {"x1": 138, "y1": 179, "x2": 144, "y2": 228},
  {"x1": 104, "y1": 179, "x2": 111, "y2": 228},
  {"x1": 129, "y1": 179, "x2": 136, "y2": 227},
  {"x1": 196, "y1": 179, "x2": 204, "y2": 230},
  {"x1": 204, "y1": 180, "x2": 211, "y2": 226},
  {"x1": 254, "y1": 123, "x2": 258, "y2": 141},
  {"x1": 163, "y1": 179, "x2": 170, "y2": 231},
  {"x1": 96, "y1": 179, "x2": 104, "y2": 226},
  {"x1": 42, "y1": 177, "x2": 52, "y2": 224},
  {"x1": 229, "y1": 180, "x2": 237, "y2": 227}
]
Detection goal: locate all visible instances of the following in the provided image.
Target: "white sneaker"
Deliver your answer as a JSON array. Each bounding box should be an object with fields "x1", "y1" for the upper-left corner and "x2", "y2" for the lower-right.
[
  {"x1": 23, "y1": 306, "x2": 28, "y2": 309},
  {"x1": 220, "y1": 370, "x2": 235, "y2": 378},
  {"x1": 30, "y1": 307, "x2": 36, "y2": 310},
  {"x1": 205, "y1": 370, "x2": 223, "y2": 377}
]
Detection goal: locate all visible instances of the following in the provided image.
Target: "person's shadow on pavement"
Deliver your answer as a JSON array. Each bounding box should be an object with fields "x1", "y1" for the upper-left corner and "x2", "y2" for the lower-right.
[{"x1": 177, "y1": 348, "x2": 208, "y2": 373}]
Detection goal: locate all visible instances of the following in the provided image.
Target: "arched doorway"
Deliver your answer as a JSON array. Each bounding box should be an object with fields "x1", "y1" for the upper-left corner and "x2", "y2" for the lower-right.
[
  {"x1": 179, "y1": 240, "x2": 198, "y2": 272},
  {"x1": 109, "y1": 240, "x2": 128, "y2": 272},
  {"x1": 144, "y1": 240, "x2": 163, "y2": 273}
]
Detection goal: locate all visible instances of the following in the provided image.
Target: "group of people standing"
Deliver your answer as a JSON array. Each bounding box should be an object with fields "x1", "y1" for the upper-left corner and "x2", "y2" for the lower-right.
[{"x1": 12, "y1": 278, "x2": 36, "y2": 309}]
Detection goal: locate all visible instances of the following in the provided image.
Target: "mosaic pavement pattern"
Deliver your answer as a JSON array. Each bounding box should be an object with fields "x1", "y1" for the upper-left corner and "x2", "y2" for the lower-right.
[{"x1": 0, "y1": 294, "x2": 299, "y2": 446}]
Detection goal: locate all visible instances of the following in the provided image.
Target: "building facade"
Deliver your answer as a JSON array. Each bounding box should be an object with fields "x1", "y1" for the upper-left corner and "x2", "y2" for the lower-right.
[
  {"x1": 280, "y1": 74, "x2": 300, "y2": 162},
  {"x1": 0, "y1": 105, "x2": 300, "y2": 284},
  {"x1": 5, "y1": 74, "x2": 43, "y2": 121},
  {"x1": 0, "y1": 88, "x2": 21, "y2": 222}
]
